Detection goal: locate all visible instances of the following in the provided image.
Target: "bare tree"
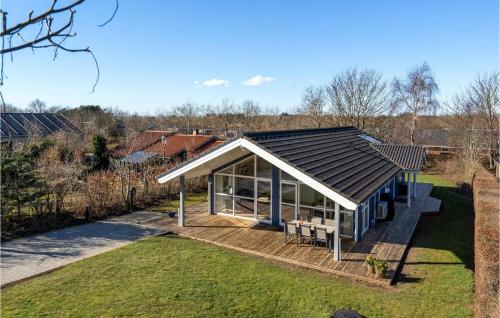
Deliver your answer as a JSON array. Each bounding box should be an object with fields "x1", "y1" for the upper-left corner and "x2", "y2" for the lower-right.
[
  {"x1": 175, "y1": 102, "x2": 198, "y2": 132},
  {"x1": 297, "y1": 86, "x2": 327, "y2": 128},
  {"x1": 240, "y1": 99, "x2": 261, "y2": 130},
  {"x1": 468, "y1": 72, "x2": 499, "y2": 168},
  {"x1": 27, "y1": 99, "x2": 47, "y2": 113},
  {"x1": 216, "y1": 99, "x2": 235, "y2": 136},
  {"x1": 0, "y1": 0, "x2": 118, "y2": 105},
  {"x1": 326, "y1": 67, "x2": 388, "y2": 129},
  {"x1": 0, "y1": 102, "x2": 21, "y2": 113},
  {"x1": 391, "y1": 62, "x2": 439, "y2": 144},
  {"x1": 445, "y1": 91, "x2": 487, "y2": 179}
]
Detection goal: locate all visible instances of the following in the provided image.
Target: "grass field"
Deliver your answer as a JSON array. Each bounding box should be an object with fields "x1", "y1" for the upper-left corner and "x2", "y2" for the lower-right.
[
  {"x1": 1, "y1": 175, "x2": 474, "y2": 317},
  {"x1": 147, "y1": 193, "x2": 208, "y2": 213}
]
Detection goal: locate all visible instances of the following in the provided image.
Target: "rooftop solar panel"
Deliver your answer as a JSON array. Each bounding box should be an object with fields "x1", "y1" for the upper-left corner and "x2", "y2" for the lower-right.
[
  {"x1": 0, "y1": 113, "x2": 81, "y2": 142},
  {"x1": 21, "y1": 113, "x2": 52, "y2": 134},
  {"x1": 35, "y1": 113, "x2": 59, "y2": 132},
  {"x1": 2, "y1": 114, "x2": 26, "y2": 135}
]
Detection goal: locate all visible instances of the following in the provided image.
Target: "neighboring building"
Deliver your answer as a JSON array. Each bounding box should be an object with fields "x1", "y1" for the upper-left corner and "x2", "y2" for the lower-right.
[
  {"x1": 156, "y1": 126, "x2": 426, "y2": 261},
  {"x1": 0, "y1": 112, "x2": 81, "y2": 144},
  {"x1": 413, "y1": 128, "x2": 497, "y2": 155},
  {"x1": 110, "y1": 130, "x2": 222, "y2": 165},
  {"x1": 413, "y1": 128, "x2": 456, "y2": 154}
]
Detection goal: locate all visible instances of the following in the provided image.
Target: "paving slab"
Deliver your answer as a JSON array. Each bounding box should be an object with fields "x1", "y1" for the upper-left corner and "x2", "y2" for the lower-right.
[{"x1": 1, "y1": 211, "x2": 168, "y2": 287}]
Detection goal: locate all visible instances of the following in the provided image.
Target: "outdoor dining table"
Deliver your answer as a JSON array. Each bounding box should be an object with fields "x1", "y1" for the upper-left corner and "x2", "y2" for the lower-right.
[{"x1": 289, "y1": 220, "x2": 335, "y2": 234}]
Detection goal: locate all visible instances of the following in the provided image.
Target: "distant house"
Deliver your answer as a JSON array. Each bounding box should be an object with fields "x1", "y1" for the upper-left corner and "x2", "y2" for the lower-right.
[
  {"x1": 413, "y1": 128, "x2": 456, "y2": 154},
  {"x1": 0, "y1": 112, "x2": 81, "y2": 145},
  {"x1": 414, "y1": 128, "x2": 496, "y2": 155},
  {"x1": 109, "y1": 130, "x2": 222, "y2": 165}
]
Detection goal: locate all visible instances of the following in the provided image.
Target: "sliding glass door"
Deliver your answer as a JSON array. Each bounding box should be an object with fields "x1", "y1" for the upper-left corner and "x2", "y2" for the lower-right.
[{"x1": 280, "y1": 182, "x2": 297, "y2": 223}]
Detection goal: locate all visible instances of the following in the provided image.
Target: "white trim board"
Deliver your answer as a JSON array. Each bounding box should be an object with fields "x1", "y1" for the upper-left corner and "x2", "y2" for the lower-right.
[{"x1": 157, "y1": 138, "x2": 359, "y2": 210}]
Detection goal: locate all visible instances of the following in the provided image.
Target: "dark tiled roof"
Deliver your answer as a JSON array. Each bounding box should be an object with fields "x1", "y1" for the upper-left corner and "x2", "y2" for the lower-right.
[
  {"x1": 1, "y1": 112, "x2": 80, "y2": 140},
  {"x1": 243, "y1": 127, "x2": 401, "y2": 203},
  {"x1": 371, "y1": 144, "x2": 426, "y2": 171},
  {"x1": 413, "y1": 128, "x2": 454, "y2": 147}
]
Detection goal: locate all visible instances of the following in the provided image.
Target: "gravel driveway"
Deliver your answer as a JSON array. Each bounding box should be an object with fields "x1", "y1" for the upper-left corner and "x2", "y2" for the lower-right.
[{"x1": 1, "y1": 211, "x2": 168, "y2": 287}]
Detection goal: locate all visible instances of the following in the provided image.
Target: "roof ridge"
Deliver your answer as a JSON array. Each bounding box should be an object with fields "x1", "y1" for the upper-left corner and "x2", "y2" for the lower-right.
[{"x1": 243, "y1": 126, "x2": 359, "y2": 139}]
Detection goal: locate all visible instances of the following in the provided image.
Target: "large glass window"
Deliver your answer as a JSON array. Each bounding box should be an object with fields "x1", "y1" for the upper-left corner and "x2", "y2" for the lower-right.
[
  {"x1": 218, "y1": 166, "x2": 233, "y2": 175},
  {"x1": 281, "y1": 170, "x2": 296, "y2": 181},
  {"x1": 280, "y1": 183, "x2": 296, "y2": 223},
  {"x1": 234, "y1": 197, "x2": 255, "y2": 218},
  {"x1": 281, "y1": 183, "x2": 296, "y2": 205},
  {"x1": 215, "y1": 194, "x2": 232, "y2": 214},
  {"x1": 256, "y1": 157, "x2": 272, "y2": 178},
  {"x1": 235, "y1": 177, "x2": 254, "y2": 198},
  {"x1": 215, "y1": 174, "x2": 233, "y2": 194},
  {"x1": 257, "y1": 181, "x2": 271, "y2": 221},
  {"x1": 257, "y1": 181, "x2": 271, "y2": 201},
  {"x1": 300, "y1": 183, "x2": 324, "y2": 208},
  {"x1": 299, "y1": 206, "x2": 323, "y2": 221},
  {"x1": 340, "y1": 210, "x2": 353, "y2": 237},
  {"x1": 214, "y1": 155, "x2": 272, "y2": 222},
  {"x1": 235, "y1": 157, "x2": 254, "y2": 176}
]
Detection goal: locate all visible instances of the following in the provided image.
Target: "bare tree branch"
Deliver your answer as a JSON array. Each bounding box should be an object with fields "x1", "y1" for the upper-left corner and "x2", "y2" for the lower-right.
[{"x1": 0, "y1": 0, "x2": 117, "y2": 98}]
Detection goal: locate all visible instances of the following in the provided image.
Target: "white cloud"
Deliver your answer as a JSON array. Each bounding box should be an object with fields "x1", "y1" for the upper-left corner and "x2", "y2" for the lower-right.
[
  {"x1": 197, "y1": 78, "x2": 229, "y2": 87},
  {"x1": 242, "y1": 75, "x2": 275, "y2": 86}
]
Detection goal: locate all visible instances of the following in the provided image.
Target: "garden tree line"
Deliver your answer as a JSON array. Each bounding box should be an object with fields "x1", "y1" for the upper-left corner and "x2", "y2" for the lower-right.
[
  {"x1": 0, "y1": 130, "x2": 206, "y2": 240},
  {"x1": 296, "y1": 63, "x2": 440, "y2": 144}
]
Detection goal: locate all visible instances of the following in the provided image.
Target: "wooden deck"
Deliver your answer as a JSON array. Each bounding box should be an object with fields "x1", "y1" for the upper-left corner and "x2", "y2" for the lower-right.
[{"x1": 157, "y1": 183, "x2": 434, "y2": 287}]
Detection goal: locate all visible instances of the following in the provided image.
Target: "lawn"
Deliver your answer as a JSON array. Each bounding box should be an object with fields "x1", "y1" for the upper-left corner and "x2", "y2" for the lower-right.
[
  {"x1": 1, "y1": 175, "x2": 474, "y2": 317},
  {"x1": 147, "y1": 193, "x2": 208, "y2": 213}
]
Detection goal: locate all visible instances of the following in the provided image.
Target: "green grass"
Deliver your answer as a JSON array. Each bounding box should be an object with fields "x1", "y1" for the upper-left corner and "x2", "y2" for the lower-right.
[
  {"x1": 1, "y1": 175, "x2": 474, "y2": 317},
  {"x1": 147, "y1": 193, "x2": 208, "y2": 213}
]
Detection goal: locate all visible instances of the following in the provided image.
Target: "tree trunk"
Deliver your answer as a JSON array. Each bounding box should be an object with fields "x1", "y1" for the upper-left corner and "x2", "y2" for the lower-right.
[{"x1": 410, "y1": 112, "x2": 417, "y2": 145}]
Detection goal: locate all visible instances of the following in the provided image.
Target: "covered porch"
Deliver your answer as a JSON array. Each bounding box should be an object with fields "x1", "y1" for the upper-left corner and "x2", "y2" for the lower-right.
[{"x1": 158, "y1": 183, "x2": 435, "y2": 286}]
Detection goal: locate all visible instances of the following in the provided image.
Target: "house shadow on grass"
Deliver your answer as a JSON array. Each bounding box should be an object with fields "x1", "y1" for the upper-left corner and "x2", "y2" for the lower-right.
[{"x1": 396, "y1": 184, "x2": 475, "y2": 284}]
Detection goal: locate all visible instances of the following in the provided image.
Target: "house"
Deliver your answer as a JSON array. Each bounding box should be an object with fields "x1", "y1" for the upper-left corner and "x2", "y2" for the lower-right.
[
  {"x1": 0, "y1": 112, "x2": 81, "y2": 145},
  {"x1": 156, "y1": 126, "x2": 426, "y2": 261},
  {"x1": 414, "y1": 128, "x2": 496, "y2": 155},
  {"x1": 110, "y1": 130, "x2": 222, "y2": 165}
]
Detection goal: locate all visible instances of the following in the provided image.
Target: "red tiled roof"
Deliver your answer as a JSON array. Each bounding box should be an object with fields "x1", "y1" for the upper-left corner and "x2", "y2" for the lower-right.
[
  {"x1": 144, "y1": 134, "x2": 218, "y2": 157},
  {"x1": 109, "y1": 130, "x2": 219, "y2": 158}
]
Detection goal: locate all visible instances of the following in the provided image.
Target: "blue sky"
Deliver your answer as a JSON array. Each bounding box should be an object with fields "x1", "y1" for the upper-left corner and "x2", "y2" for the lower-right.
[{"x1": 2, "y1": 0, "x2": 498, "y2": 114}]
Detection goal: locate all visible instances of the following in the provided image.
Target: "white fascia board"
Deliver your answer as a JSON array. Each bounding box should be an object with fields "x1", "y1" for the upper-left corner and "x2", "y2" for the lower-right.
[
  {"x1": 157, "y1": 138, "x2": 358, "y2": 210},
  {"x1": 157, "y1": 139, "x2": 243, "y2": 183},
  {"x1": 239, "y1": 139, "x2": 358, "y2": 210}
]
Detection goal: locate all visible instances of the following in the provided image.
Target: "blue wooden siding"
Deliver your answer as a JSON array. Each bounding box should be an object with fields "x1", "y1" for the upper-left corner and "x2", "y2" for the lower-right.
[{"x1": 369, "y1": 195, "x2": 376, "y2": 228}]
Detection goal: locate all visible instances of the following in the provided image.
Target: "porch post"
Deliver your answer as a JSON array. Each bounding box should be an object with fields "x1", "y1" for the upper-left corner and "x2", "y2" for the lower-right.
[
  {"x1": 333, "y1": 202, "x2": 341, "y2": 261},
  {"x1": 271, "y1": 166, "x2": 281, "y2": 226},
  {"x1": 413, "y1": 172, "x2": 417, "y2": 198},
  {"x1": 179, "y1": 175, "x2": 185, "y2": 227},
  {"x1": 208, "y1": 173, "x2": 214, "y2": 215},
  {"x1": 406, "y1": 173, "x2": 411, "y2": 208}
]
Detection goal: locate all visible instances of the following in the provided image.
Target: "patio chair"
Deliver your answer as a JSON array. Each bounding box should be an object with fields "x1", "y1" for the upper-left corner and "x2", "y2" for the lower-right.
[
  {"x1": 325, "y1": 219, "x2": 335, "y2": 227},
  {"x1": 311, "y1": 217, "x2": 323, "y2": 225},
  {"x1": 299, "y1": 224, "x2": 313, "y2": 245},
  {"x1": 314, "y1": 227, "x2": 331, "y2": 250},
  {"x1": 284, "y1": 222, "x2": 300, "y2": 244}
]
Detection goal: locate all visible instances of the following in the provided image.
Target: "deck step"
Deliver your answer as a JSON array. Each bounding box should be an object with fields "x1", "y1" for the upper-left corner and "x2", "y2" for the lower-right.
[{"x1": 422, "y1": 197, "x2": 441, "y2": 214}]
